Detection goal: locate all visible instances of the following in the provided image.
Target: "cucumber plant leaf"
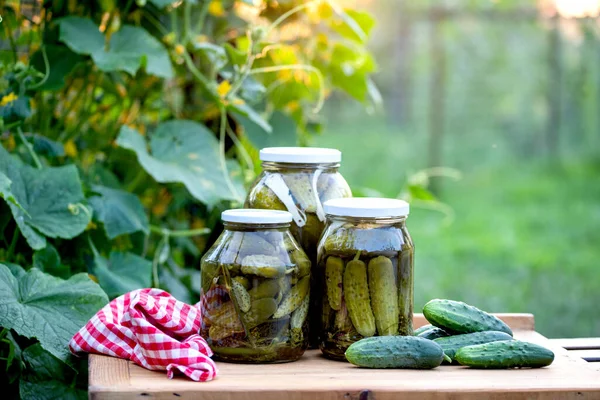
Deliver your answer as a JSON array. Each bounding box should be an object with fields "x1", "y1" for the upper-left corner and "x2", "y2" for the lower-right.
[
  {"x1": 93, "y1": 25, "x2": 173, "y2": 79},
  {"x1": 0, "y1": 171, "x2": 26, "y2": 213},
  {"x1": 331, "y1": 9, "x2": 376, "y2": 44},
  {"x1": 89, "y1": 185, "x2": 149, "y2": 239},
  {"x1": 92, "y1": 251, "x2": 152, "y2": 299},
  {"x1": 57, "y1": 18, "x2": 173, "y2": 78},
  {"x1": 0, "y1": 146, "x2": 91, "y2": 250},
  {"x1": 0, "y1": 263, "x2": 108, "y2": 362},
  {"x1": 116, "y1": 121, "x2": 243, "y2": 206}
]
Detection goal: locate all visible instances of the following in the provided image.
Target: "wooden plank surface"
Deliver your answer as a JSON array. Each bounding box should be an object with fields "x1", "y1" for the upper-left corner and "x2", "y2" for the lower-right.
[
  {"x1": 567, "y1": 350, "x2": 600, "y2": 363},
  {"x1": 550, "y1": 337, "x2": 600, "y2": 350},
  {"x1": 89, "y1": 314, "x2": 600, "y2": 400}
]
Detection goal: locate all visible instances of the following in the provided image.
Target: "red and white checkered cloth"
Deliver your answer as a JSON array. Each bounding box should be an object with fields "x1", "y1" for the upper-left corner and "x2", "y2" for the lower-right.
[{"x1": 69, "y1": 288, "x2": 218, "y2": 382}]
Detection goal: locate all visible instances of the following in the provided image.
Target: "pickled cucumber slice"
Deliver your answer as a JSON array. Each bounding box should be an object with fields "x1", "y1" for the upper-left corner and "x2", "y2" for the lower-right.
[
  {"x1": 248, "y1": 279, "x2": 280, "y2": 300},
  {"x1": 325, "y1": 256, "x2": 344, "y2": 311},
  {"x1": 231, "y1": 280, "x2": 251, "y2": 313},
  {"x1": 344, "y1": 252, "x2": 376, "y2": 337},
  {"x1": 273, "y1": 276, "x2": 310, "y2": 318},
  {"x1": 368, "y1": 256, "x2": 399, "y2": 336},
  {"x1": 241, "y1": 255, "x2": 286, "y2": 278}
]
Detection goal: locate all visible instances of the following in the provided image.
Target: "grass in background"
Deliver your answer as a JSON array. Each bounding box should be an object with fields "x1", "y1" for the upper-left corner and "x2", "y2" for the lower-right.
[{"x1": 314, "y1": 116, "x2": 600, "y2": 338}]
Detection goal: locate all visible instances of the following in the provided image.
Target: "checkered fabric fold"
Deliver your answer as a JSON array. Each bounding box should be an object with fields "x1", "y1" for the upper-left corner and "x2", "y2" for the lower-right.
[{"x1": 69, "y1": 288, "x2": 218, "y2": 382}]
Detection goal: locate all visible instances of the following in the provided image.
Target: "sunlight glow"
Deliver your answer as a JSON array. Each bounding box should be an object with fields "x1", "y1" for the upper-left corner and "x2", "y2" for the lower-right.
[{"x1": 554, "y1": 0, "x2": 600, "y2": 18}]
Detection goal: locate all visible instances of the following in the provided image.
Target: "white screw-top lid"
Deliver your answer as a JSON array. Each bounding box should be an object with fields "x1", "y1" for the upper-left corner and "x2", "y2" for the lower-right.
[
  {"x1": 323, "y1": 198, "x2": 410, "y2": 218},
  {"x1": 259, "y1": 147, "x2": 341, "y2": 163},
  {"x1": 221, "y1": 209, "x2": 293, "y2": 224}
]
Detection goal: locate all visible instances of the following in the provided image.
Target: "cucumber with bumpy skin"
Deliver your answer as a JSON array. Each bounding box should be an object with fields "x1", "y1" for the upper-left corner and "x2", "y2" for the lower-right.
[
  {"x1": 413, "y1": 324, "x2": 434, "y2": 336},
  {"x1": 434, "y1": 331, "x2": 514, "y2": 361},
  {"x1": 418, "y1": 327, "x2": 450, "y2": 341},
  {"x1": 344, "y1": 252, "x2": 376, "y2": 337},
  {"x1": 231, "y1": 280, "x2": 251, "y2": 313},
  {"x1": 345, "y1": 336, "x2": 444, "y2": 369},
  {"x1": 368, "y1": 256, "x2": 399, "y2": 336},
  {"x1": 325, "y1": 256, "x2": 344, "y2": 311},
  {"x1": 273, "y1": 276, "x2": 310, "y2": 318},
  {"x1": 423, "y1": 299, "x2": 513, "y2": 336},
  {"x1": 455, "y1": 340, "x2": 554, "y2": 369}
]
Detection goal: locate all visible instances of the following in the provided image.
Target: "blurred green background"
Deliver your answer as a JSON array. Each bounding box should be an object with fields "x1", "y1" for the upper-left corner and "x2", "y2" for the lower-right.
[{"x1": 315, "y1": 0, "x2": 600, "y2": 338}]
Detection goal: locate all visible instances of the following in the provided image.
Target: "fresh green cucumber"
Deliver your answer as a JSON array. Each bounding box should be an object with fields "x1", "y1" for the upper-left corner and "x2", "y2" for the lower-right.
[
  {"x1": 413, "y1": 324, "x2": 434, "y2": 336},
  {"x1": 345, "y1": 336, "x2": 444, "y2": 369},
  {"x1": 455, "y1": 340, "x2": 554, "y2": 369},
  {"x1": 418, "y1": 327, "x2": 451, "y2": 341},
  {"x1": 423, "y1": 299, "x2": 513, "y2": 336},
  {"x1": 434, "y1": 331, "x2": 514, "y2": 361}
]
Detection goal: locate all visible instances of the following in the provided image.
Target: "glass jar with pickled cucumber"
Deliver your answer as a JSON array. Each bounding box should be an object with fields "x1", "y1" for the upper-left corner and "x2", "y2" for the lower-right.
[
  {"x1": 317, "y1": 198, "x2": 414, "y2": 360},
  {"x1": 244, "y1": 147, "x2": 352, "y2": 346},
  {"x1": 200, "y1": 209, "x2": 311, "y2": 363}
]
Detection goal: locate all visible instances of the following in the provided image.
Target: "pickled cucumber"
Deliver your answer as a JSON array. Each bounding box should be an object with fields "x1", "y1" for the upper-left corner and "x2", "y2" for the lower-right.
[
  {"x1": 243, "y1": 298, "x2": 278, "y2": 328},
  {"x1": 248, "y1": 279, "x2": 280, "y2": 300},
  {"x1": 233, "y1": 276, "x2": 251, "y2": 290},
  {"x1": 325, "y1": 256, "x2": 344, "y2": 311},
  {"x1": 273, "y1": 276, "x2": 310, "y2": 318},
  {"x1": 343, "y1": 252, "x2": 376, "y2": 337},
  {"x1": 334, "y1": 300, "x2": 353, "y2": 331},
  {"x1": 282, "y1": 172, "x2": 318, "y2": 213},
  {"x1": 290, "y1": 249, "x2": 311, "y2": 278},
  {"x1": 291, "y1": 294, "x2": 310, "y2": 330},
  {"x1": 368, "y1": 256, "x2": 399, "y2": 336},
  {"x1": 241, "y1": 255, "x2": 286, "y2": 278},
  {"x1": 231, "y1": 280, "x2": 251, "y2": 313},
  {"x1": 246, "y1": 184, "x2": 287, "y2": 211}
]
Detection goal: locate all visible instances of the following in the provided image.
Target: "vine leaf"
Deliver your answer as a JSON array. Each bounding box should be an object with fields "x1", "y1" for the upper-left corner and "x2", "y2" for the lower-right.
[
  {"x1": 330, "y1": 9, "x2": 375, "y2": 44},
  {"x1": 0, "y1": 263, "x2": 108, "y2": 362},
  {"x1": 116, "y1": 121, "x2": 243, "y2": 206},
  {"x1": 0, "y1": 146, "x2": 91, "y2": 250},
  {"x1": 56, "y1": 17, "x2": 104, "y2": 56},
  {"x1": 93, "y1": 251, "x2": 152, "y2": 299},
  {"x1": 328, "y1": 43, "x2": 377, "y2": 102},
  {"x1": 89, "y1": 185, "x2": 149, "y2": 239},
  {"x1": 0, "y1": 171, "x2": 26, "y2": 213},
  {"x1": 57, "y1": 17, "x2": 173, "y2": 78},
  {"x1": 93, "y1": 26, "x2": 173, "y2": 78}
]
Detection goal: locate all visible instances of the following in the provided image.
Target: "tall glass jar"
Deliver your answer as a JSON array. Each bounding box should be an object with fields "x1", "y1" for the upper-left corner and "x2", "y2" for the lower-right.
[
  {"x1": 245, "y1": 147, "x2": 352, "y2": 346},
  {"x1": 317, "y1": 198, "x2": 414, "y2": 360},
  {"x1": 200, "y1": 209, "x2": 311, "y2": 363}
]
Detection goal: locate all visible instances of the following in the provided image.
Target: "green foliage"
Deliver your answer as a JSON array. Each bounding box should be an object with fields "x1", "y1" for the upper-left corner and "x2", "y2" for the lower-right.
[
  {"x1": 89, "y1": 185, "x2": 150, "y2": 239},
  {"x1": 0, "y1": 1, "x2": 386, "y2": 397},
  {"x1": 0, "y1": 264, "x2": 108, "y2": 361}
]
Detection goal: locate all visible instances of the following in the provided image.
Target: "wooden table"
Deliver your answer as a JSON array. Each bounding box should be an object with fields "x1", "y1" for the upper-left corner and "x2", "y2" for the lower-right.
[{"x1": 88, "y1": 314, "x2": 600, "y2": 399}]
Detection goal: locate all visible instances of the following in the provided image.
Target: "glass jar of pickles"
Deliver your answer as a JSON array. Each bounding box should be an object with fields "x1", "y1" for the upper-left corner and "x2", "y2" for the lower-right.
[
  {"x1": 245, "y1": 147, "x2": 352, "y2": 345},
  {"x1": 317, "y1": 198, "x2": 414, "y2": 360},
  {"x1": 200, "y1": 209, "x2": 311, "y2": 363}
]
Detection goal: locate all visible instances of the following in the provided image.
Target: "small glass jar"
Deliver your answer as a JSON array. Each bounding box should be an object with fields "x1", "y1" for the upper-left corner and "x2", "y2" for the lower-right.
[
  {"x1": 317, "y1": 198, "x2": 415, "y2": 360},
  {"x1": 200, "y1": 209, "x2": 311, "y2": 363},
  {"x1": 245, "y1": 147, "x2": 352, "y2": 345}
]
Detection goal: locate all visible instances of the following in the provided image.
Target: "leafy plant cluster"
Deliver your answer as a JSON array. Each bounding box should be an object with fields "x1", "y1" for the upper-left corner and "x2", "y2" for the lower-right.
[{"x1": 0, "y1": 0, "x2": 382, "y2": 397}]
